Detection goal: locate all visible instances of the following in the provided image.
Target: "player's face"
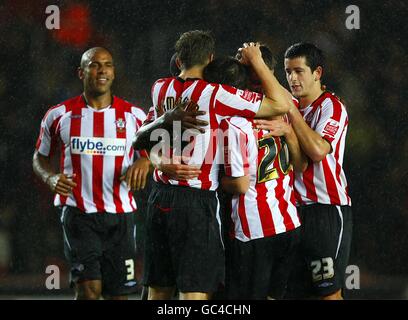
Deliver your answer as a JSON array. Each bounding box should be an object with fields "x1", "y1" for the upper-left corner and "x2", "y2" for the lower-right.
[
  {"x1": 81, "y1": 50, "x2": 115, "y2": 96},
  {"x1": 284, "y1": 57, "x2": 316, "y2": 98}
]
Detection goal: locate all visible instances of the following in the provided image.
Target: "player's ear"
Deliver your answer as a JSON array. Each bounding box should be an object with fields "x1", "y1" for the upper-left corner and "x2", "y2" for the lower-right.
[
  {"x1": 175, "y1": 58, "x2": 182, "y2": 70},
  {"x1": 209, "y1": 54, "x2": 214, "y2": 62},
  {"x1": 78, "y1": 67, "x2": 84, "y2": 80},
  {"x1": 314, "y1": 66, "x2": 323, "y2": 81}
]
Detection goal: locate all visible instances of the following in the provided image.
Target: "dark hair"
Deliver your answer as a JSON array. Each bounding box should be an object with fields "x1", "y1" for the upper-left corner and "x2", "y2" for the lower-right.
[
  {"x1": 203, "y1": 56, "x2": 250, "y2": 90},
  {"x1": 175, "y1": 30, "x2": 215, "y2": 69},
  {"x1": 259, "y1": 45, "x2": 276, "y2": 71},
  {"x1": 284, "y1": 42, "x2": 325, "y2": 72},
  {"x1": 235, "y1": 44, "x2": 276, "y2": 70},
  {"x1": 169, "y1": 52, "x2": 180, "y2": 76}
]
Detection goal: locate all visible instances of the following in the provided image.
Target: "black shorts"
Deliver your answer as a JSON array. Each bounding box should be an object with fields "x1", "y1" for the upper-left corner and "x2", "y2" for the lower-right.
[
  {"x1": 225, "y1": 227, "x2": 300, "y2": 300},
  {"x1": 60, "y1": 206, "x2": 139, "y2": 296},
  {"x1": 142, "y1": 182, "x2": 225, "y2": 293},
  {"x1": 285, "y1": 204, "x2": 353, "y2": 298}
]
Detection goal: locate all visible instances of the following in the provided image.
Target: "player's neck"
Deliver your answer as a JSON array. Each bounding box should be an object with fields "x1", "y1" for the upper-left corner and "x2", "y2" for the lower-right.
[
  {"x1": 299, "y1": 86, "x2": 324, "y2": 108},
  {"x1": 83, "y1": 92, "x2": 112, "y2": 110},
  {"x1": 179, "y1": 66, "x2": 204, "y2": 80}
]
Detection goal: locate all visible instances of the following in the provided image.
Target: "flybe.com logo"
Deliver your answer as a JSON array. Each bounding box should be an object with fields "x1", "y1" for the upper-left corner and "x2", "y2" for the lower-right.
[{"x1": 71, "y1": 137, "x2": 126, "y2": 156}]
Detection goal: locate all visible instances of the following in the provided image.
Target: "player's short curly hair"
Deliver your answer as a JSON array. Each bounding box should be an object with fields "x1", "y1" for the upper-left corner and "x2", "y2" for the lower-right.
[
  {"x1": 203, "y1": 56, "x2": 249, "y2": 90},
  {"x1": 284, "y1": 42, "x2": 325, "y2": 72},
  {"x1": 175, "y1": 30, "x2": 215, "y2": 70}
]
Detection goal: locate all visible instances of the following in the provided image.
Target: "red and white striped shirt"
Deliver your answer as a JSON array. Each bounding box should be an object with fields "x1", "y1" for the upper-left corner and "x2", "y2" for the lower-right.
[
  {"x1": 36, "y1": 95, "x2": 147, "y2": 214},
  {"x1": 148, "y1": 77, "x2": 263, "y2": 190},
  {"x1": 294, "y1": 91, "x2": 351, "y2": 206},
  {"x1": 221, "y1": 117, "x2": 301, "y2": 242}
]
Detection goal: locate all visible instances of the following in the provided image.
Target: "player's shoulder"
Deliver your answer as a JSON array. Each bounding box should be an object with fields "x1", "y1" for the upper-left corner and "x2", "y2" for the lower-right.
[
  {"x1": 321, "y1": 91, "x2": 344, "y2": 105},
  {"x1": 43, "y1": 95, "x2": 83, "y2": 118},
  {"x1": 320, "y1": 91, "x2": 347, "y2": 112},
  {"x1": 113, "y1": 96, "x2": 134, "y2": 108},
  {"x1": 113, "y1": 96, "x2": 146, "y2": 118},
  {"x1": 152, "y1": 76, "x2": 178, "y2": 88}
]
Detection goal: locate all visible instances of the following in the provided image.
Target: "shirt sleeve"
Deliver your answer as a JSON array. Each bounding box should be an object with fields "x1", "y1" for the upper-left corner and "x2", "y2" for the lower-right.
[
  {"x1": 35, "y1": 106, "x2": 64, "y2": 157},
  {"x1": 222, "y1": 118, "x2": 250, "y2": 178},
  {"x1": 314, "y1": 98, "x2": 348, "y2": 147},
  {"x1": 214, "y1": 84, "x2": 263, "y2": 119}
]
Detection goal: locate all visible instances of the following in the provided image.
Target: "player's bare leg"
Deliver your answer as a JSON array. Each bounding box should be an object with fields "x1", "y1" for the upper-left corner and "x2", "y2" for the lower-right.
[
  {"x1": 75, "y1": 280, "x2": 102, "y2": 300},
  {"x1": 148, "y1": 286, "x2": 175, "y2": 300},
  {"x1": 321, "y1": 289, "x2": 343, "y2": 300},
  {"x1": 180, "y1": 292, "x2": 211, "y2": 300}
]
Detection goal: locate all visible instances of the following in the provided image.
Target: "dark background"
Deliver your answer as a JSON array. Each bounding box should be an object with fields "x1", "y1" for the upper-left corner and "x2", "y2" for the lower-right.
[{"x1": 0, "y1": 0, "x2": 407, "y2": 299}]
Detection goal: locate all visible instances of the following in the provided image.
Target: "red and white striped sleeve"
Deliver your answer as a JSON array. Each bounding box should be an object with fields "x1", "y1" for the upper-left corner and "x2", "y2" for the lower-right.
[
  {"x1": 35, "y1": 105, "x2": 65, "y2": 157},
  {"x1": 222, "y1": 118, "x2": 250, "y2": 178},
  {"x1": 214, "y1": 84, "x2": 263, "y2": 119},
  {"x1": 315, "y1": 97, "x2": 348, "y2": 146}
]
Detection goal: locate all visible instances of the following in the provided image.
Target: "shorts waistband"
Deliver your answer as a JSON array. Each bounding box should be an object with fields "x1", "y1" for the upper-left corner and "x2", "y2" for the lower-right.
[{"x1": 152, "y1": 181, "x2": 217, "y2": 198}]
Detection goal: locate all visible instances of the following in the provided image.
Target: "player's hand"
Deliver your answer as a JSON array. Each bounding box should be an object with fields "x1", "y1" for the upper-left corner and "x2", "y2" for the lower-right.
[
  {"x1": 156, "y1": 155, "x2": 201, "y2": 180},
  {"x1": 253, "y1": 118, "x2": 291, "y2": 137},
  {"x1": 47, "y1": 173, "x2": 77, "y2": 196},
  {"x1": 121, "y1": 157, "x2": 151, "y2": 191},
  {"x1": 162, "y1": 99, "x2": 208, "y2": 133},
  {"x1": 237, "y1": 42, "x2": 262, "y2": 65}
]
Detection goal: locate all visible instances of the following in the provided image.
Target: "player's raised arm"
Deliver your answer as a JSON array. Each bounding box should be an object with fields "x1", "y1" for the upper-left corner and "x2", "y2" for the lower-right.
[{"x1": 239, "y1": 43, "x2": 293, "y2": 118}]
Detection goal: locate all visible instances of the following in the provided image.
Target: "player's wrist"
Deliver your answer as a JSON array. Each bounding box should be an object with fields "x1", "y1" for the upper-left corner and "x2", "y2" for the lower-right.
[{"x1": 45, "y1": 174, "x2": 59, "y2": 191}]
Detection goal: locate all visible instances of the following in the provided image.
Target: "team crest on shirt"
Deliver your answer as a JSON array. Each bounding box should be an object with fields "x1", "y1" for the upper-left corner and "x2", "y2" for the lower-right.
[
  {"x1": 115, "y1": 118, "x2": 126, "y2": 132},
  {"x1": 323, "y1": 120, "x2": 340, "y2": 137}
]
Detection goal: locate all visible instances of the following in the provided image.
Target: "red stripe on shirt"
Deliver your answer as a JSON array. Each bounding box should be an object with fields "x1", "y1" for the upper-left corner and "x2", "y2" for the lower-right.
[
  {"x1": 334, "y1": 120, "x2": 347, "y2": 186},
  {"x1": 331, "y1": 96, "x2": 343, "y2": 122},
  {"x1": 113, "y1": 103, "x2": 126, "y2": 213},
  {"x1": 255, "y1": 131, "x2": 276, "y2": 235},
  {"x1": 69, "y1": 104, "x2": 85, "y2": 212},
  {"x1": 322, "y1": 158, "x2": 341, "y2": 204},
  {"x1": 238, "y1": 194, "x2": 251, "y2": 238},
  {"x1": 157, "y1": 79, "x2": 173, "y2": 114},
  {"x1": 92, "y1": 112, "x2": 105, "y2": 212},
  {"x1": 274, "y1": 138, "x2": 295, "y2": 230},
  {"x1": 303, "y1": 161, "x2": 318, "y2": 203},
  {"x1": 197, "y1": 83, "x2": 219, "y2": 189}
]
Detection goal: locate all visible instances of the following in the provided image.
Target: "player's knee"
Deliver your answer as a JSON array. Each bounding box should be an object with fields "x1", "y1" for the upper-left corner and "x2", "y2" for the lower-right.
[
  {"x1": 321, "y1": 289, "x2": 343, "y2": 300},
  {"x1": 103, "y1": 295, "x2": 128, "y2": 300},
  {"x1": 180, "y1": 291, "x2": 211, "y2": 300},
  {"x1": 76, "y1": 281, "x2": 102, "y2": 300},
  {"x1": 148, "y1": 286, "x2": 175, "y2": 300}
]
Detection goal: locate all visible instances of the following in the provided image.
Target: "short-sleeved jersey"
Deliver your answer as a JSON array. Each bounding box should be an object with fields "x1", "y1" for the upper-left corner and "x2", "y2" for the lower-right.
[
  {"x1": 36, "y1": 95, "x2": 147, "y2": 214},
  {"x1": 147, "y1": 77, "x2": 263, "y2": 191},
  {"x1": 221, "y1": 116, "x2": 301, "y2": 242},
  {"x1": 294, "y1": 91, "x2": 351, "y2": 206}
]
